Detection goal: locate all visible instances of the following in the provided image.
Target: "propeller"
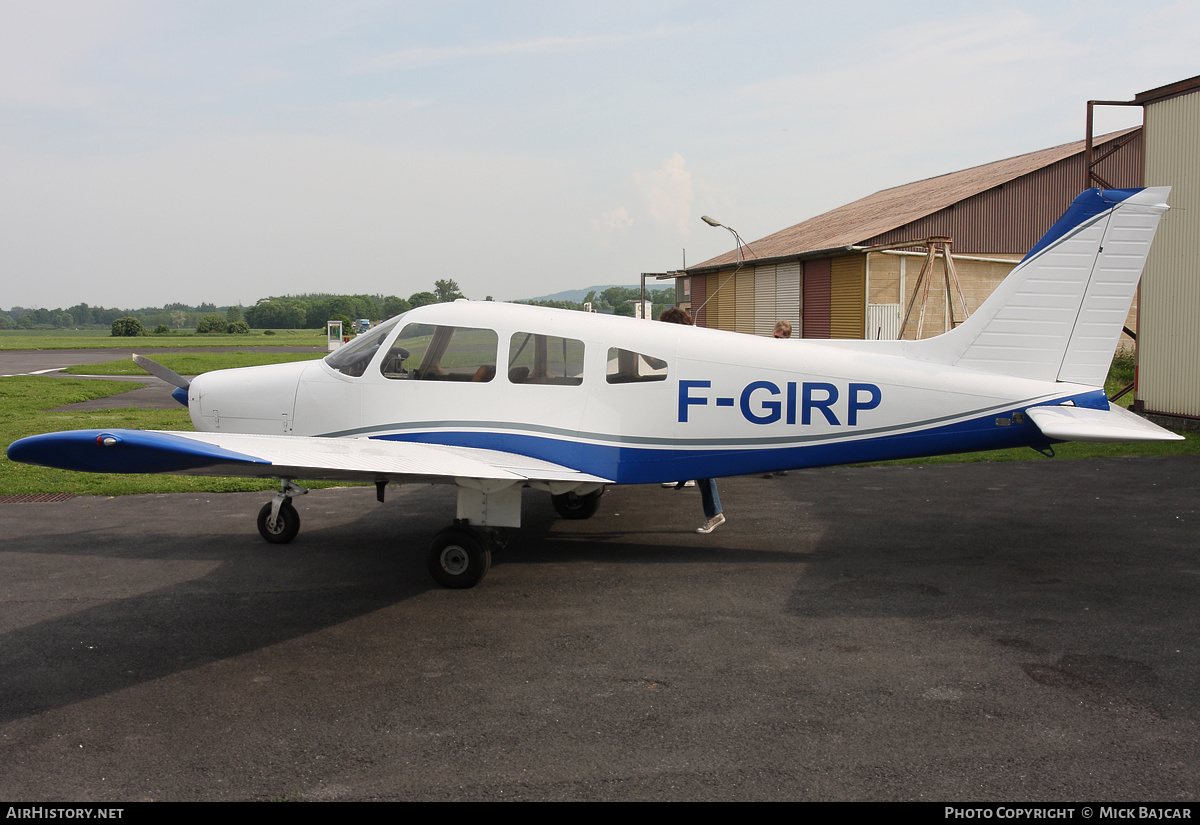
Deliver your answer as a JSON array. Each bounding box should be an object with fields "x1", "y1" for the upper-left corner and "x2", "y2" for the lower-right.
[
  {"x1": 132, "y1": 354, "x2": 190, "y2": 390},
  {"x1": 132, "y1": 354, "x2": 192, "y2": 407}
]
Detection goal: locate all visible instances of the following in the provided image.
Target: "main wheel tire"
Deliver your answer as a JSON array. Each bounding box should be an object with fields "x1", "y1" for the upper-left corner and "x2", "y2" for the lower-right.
[
  {"x1": 257, "y1": 500, "x2": 300, "y2": 544},
  {"x1": 552, "y1": 491, "x2": 601, "y2": 520},
  {"x1": 427, "y1": 526, "x2": 492, "y2": 589}
]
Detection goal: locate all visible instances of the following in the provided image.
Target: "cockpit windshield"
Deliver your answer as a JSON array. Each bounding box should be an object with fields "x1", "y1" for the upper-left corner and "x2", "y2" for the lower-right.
[{"x1": 324, "y1": 315, "x2": 403, "y2": 377}]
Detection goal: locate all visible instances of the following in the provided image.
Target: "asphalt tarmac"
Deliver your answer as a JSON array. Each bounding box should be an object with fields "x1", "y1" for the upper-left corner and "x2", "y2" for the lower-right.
[{"x1": 1, "y1": 457, "x2": 1197, "y2": 801}]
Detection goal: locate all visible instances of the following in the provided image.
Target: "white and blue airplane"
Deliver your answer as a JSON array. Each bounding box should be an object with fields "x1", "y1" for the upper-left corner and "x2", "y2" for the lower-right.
[{"x1": 7, "y1": 187, "x2": 1180, "y2": 588}]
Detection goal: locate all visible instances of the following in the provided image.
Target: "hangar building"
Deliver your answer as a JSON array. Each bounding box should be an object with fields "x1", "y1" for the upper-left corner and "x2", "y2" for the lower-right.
[
  {"x1": 1131, "y1": 75, "x2": 1200, "y2": 420},
  {"x1": 678, "y1": 129, "x2": 1143, "y2": 341}
]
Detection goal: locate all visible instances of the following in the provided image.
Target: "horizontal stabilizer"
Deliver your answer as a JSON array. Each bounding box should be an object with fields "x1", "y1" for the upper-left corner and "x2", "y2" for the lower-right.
[{"x1": 1025, "y1": 404, "x2": 1183, "y2": 443}]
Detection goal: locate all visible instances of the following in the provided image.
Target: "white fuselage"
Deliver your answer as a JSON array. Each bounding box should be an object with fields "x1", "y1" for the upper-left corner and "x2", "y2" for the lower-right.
[{"x1": 188, "y1": 302, "x2": 1095, "y2": 484}]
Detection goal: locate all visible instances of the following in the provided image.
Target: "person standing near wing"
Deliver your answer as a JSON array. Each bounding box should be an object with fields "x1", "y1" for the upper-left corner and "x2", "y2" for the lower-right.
[{"x1": 658, "y1": 307, "x2": 725, "y2": 534}]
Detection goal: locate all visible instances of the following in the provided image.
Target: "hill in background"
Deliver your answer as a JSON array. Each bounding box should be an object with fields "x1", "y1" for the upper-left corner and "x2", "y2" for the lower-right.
[{"x1": 520, "y1": 284, "x2": 641, "y2": 304}]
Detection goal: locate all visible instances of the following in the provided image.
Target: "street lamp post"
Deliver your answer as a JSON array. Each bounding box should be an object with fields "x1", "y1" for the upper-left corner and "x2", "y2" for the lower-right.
[
  {"x1": 701, "y1": 215, "x2": 749, "y2": 265},
  {"x1": 692, "y1": 215, "x2": 753, "y2": 324}
]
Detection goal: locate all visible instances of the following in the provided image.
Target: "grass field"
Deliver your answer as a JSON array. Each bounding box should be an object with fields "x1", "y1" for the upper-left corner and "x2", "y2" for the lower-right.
[
  {"x1": 0, "y1": 376, "x2": 334, "y2": 496},
  {"x1": 862, "y1": 431, "x2": 1200, "y2": 467},
  {"x1": 64, "y1": 351, "x2": 325, "y2": 376},
  {"x1": 0, "y1": 328, "x2": 325, "y2": 350},
  {"x1": 1, "y1": 340, "x2": 1192, "y2": 496},
  {"x1": 1, "y1": 336, "x2": 332, "y2": 495}
]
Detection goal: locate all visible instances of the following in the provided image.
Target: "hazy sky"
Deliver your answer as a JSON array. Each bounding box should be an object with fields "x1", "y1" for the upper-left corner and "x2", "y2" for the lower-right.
[{"x1": 2, "y1": 1, "x2": 1196, "y2": 309}]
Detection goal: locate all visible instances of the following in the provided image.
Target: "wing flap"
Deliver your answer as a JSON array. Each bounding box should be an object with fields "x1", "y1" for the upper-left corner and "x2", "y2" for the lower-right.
[
  {"x1": 1025, "y1": 404, "x2": 1183, "y2": 443},
  {"x1": 7, "y1": 429, "x2": 613, "y2": 484}
]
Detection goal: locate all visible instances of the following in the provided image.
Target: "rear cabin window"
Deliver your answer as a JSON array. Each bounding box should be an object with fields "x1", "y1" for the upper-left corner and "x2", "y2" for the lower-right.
[
  {"x1": 606, "y1": 348, "x2": 668, "y2": 384},
  {"x1": 380, "y1": 324, "x2": 498, "y2": 382},
  {"x1": 507, "y1": 333, "x2": 584, "y2": 386}
]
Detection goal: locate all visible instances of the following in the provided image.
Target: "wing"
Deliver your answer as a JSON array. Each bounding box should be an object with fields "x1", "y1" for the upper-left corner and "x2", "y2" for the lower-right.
[
  {"x1": 1025, "y1": 404, "x2": 1184, "y2": 443},
  {"x1": 6, "y1": 429, "x2": 613, "y2": 485}
]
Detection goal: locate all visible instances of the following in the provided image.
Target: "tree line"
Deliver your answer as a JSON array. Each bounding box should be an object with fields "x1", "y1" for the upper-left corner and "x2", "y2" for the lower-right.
[
  {"x1": 2, "y1": 280, "x2": 680, "y2": 334},
  {"x1": 0, "y1": 302, "x2": 224, "y2": 331},
  {"x1": 518, "y1": 286, "x2": 679, "y2": 319},
  {"x1": 0, "y1": 280, "x2": 471, "y2": 333}
]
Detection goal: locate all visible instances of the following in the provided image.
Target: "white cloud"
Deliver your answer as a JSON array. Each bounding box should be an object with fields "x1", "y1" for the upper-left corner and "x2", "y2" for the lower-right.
[
  {"x1": 635, "y1": 154, "x2": 693, "y2": 236},
  {"x1": 735, "y1": 10, "x2": 1078, "y2": 155},
  {"x1": 4, "y1": 3, "x2": 1200, "y2": 308},
  {"x1": 595, "y1": 206, "x2": 633, "y2": 232},
  {"x1": 326, "y1": 95, "x2": 433, "y2": 119},
  {"x1": 362, "y1": 28, "x2": 674, "y2": 72},
  {"x1": 0, "y1": 134, "x2": 582, "y2": 307},
  {"x1": 0, "y1": 1, "x2": 142, "y2": 109}
]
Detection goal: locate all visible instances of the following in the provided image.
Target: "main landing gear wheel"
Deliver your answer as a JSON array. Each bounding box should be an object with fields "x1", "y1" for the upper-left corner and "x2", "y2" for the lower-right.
[
  {"x1": 551, "y1": 490, "x2": 602, "y2": 520},
  {"x1": 257, "y1": 500, "x2": 300, "y2": 544},
  {"x1": 427, "y1": 525, "x2": 492, "y2": 589}
]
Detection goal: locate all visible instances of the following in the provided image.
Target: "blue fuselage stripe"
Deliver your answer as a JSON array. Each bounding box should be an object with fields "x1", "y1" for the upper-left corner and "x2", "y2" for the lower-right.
[{"x1": 375, "y1": 407, "x2": 1056, "y2": 483}]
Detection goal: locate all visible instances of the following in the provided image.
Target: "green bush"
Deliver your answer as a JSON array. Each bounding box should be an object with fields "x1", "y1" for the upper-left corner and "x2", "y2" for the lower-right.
[
  {"x1": 1109, "y1": 349, "x2": 1135, "y2": 385},
  {"x1": 196, "y1": 314, "x2": 227, "y2": 334},
  {"x1": 227, "y1": 320, "x2": 250, "y2": 334},
  {"x1": 328, "y1": 314, "x2": 353, "y2": 337},
  {"x1": 111, "y1": 317, "x2": 147, "y2": 337},
  {"x1": 152, "y1": 324, "x2": 171, "y2": 335},
  {"x1": 263, "y1": 329, "x2": 276, "y2": 336}
]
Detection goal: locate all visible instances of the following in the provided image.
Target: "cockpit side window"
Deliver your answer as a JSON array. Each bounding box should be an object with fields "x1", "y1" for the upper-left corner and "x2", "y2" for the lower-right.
[
  {"x1": 507, "y1": 332, "x2": 584, "y2": 385},
  {"x1": 381, "y1": 323, "x2": 498, "y2": 381},
  {"x1": 606, "y1": 347, "x2": 668, "y2": 384},
  {"x1": 324, "y1": 317, "x2": 401, "y2": 377}
]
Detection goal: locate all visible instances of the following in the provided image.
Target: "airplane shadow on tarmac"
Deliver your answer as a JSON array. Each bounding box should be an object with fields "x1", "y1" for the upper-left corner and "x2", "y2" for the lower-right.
[
  {"x1": 3, "y1": 457, "x2": 1198, "y2": 727},
  {"x1": 0, "y1": 482, "x2": 781, "y2": 724}
]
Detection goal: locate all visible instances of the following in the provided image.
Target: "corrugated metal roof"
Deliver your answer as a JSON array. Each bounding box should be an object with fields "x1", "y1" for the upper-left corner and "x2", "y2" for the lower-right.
[
  {"x1": 691, "y1": 129, "x2": 1140, "y2": 272},
  {"x1": 1135, "y1": 73, "x2": 1200, "y2": 106}
]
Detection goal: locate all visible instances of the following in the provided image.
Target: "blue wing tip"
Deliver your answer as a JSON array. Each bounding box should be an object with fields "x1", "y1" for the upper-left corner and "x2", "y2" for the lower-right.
[{"x1": 8, "y1": 429, "x2": 269, "y2": 473}]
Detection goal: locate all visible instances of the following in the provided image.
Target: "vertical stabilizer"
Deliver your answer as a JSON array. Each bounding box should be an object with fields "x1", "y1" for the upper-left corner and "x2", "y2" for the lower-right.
[{"x1": 920, "y1": 187, "x2": 1170, "y2": 386}]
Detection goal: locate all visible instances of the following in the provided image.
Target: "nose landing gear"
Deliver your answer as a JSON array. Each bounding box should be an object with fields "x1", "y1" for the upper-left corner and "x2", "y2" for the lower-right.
[
  {"x1": 257, "y1": 499, "x2": 300, "y2": 544},
  {"x1": 256, "y1": 480, "x2": 308, "y2": 544}
]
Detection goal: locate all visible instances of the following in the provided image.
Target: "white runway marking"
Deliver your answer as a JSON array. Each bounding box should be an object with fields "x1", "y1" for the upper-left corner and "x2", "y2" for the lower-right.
[{"x1": 0, "y1": 368, "x2": 65, "y2": 377}]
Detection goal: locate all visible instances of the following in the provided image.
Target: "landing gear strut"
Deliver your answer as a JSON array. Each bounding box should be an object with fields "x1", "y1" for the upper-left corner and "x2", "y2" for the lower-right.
[{"x1": 256, "y1": 480, "x2": 307, "y2": 544}]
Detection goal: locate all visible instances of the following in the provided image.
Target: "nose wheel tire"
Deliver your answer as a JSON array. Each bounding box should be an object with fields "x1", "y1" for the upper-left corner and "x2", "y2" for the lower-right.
[
  {"x1": 257, "y1": 500, "x2": 300, "y2": 544},
  {"x1": 427, "y1": 526, "x2": 492, "y2": 589}
]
